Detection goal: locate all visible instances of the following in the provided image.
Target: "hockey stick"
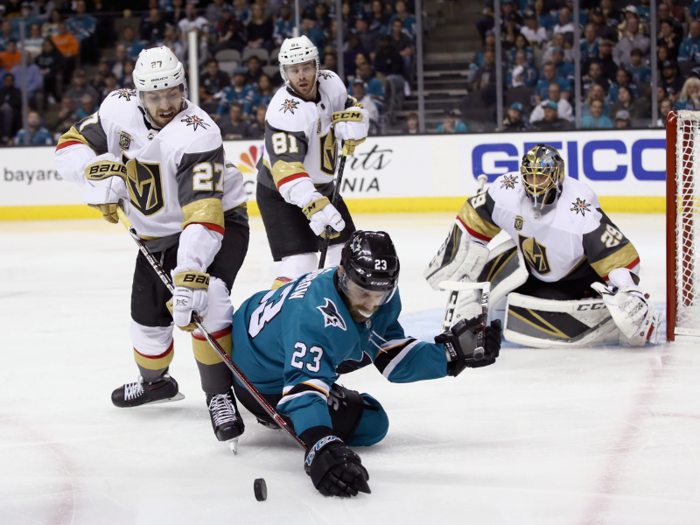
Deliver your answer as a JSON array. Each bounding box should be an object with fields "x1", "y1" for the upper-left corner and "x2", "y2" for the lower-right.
[
  {"x1": 318, "y1": 141, "x2": 348, "y2": 269},
  {"x1": 440, "y1": 282, "x2": 492, "y2": 333},
  {"x1": 440, "y1": 174, "x2": 489, "y2": 332},
  {"x1": 116, "y1": 204, "x2": 308, "y2": 452}
]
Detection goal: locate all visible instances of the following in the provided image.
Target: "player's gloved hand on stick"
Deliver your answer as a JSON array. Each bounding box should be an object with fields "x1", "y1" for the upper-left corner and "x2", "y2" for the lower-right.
[
  {"x1": 82, "y1": 154, "x2": 129, "y2": 223},
  {"x1": 302, "y1": 196, "x2": 346, "y2": 239},
  {"x1": 304, "y1": 435, "x2": 371, "y2": 498},
  {"x1": 168, "y1": 267, "x2": 210, "y2": 332},
  {"x1": 591, "y1": 282, "x2": 655, "y2": 343},
  {"x1": 332, "y1": 108, "x2": 369, "y2": 155},
  {"x1": 436, "y1": 314, "x2": 502, "y2": 376}
]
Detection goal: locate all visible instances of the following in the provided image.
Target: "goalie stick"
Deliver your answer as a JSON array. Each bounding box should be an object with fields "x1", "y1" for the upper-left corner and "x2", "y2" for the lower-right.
[
  {"x1": 318, "y1": 141, "x2": 348, "y2": 269},
  {"x1": 116, "y1": 204, "x2": 308, "y2": 452},
  {"x1": 439, "y1": 174, "x2": 489, "y2": 333}
]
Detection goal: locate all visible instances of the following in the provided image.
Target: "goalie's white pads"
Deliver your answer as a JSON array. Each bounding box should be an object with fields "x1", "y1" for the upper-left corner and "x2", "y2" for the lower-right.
[
  {"x1": 424, "y1": 220, "x2": 490, "y2": 291},
  {"x1": 590, "y1": 282, "x2": 658, "y2": 346}
]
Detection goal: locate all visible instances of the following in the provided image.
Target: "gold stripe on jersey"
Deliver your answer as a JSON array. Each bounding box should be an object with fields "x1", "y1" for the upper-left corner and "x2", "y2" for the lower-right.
[
  {"x1": 270, "y1": 160, "x2": 307, "y2": 187},
  {"x1": 181, "y1": 198, "x2": 225, "y2": 230},
  {"x1": 192, "y1": 329, "x2": 232, "y2": 365},
  {"x1": 56, "y1": 126, "x2": 91, "y2": 150},
  {"x1": 590, "y1": 243, "x2": 640, "y2": 279},
  {"x1": 457, "y1": 201, "x2": 501, "y2": 241}
]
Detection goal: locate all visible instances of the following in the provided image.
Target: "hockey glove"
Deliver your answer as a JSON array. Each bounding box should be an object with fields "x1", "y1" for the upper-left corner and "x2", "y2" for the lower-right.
[
  {"x1": 424, "y1": 221, "x2": 490, "y2": 291},
  {"x1": 82, "y1": 154, "x2": 128, "y2": 223},
  {"x1": 436, "y1": 315, "x2": 502, "y2": 376},
  {"x1": 169, "y1": 268, "x2": 210, "y2": 332},
  {"x1": 332, "y1": 108, "x2": 369, "y2": 155},
  {"x1": 304, "y1": 435, "x2": 371, "y2": 498},
  {"x1": 591, "y1": 282, "x2": 655, "y2": 346},
  {"x1": 302, "y1": 196, "x2": 346, "y2": 239}
]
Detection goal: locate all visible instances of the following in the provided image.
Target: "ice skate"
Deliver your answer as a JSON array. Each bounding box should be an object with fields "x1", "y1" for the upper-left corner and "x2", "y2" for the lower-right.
[
  {"x1": 207, "y1": 389, "x2": 245, "y2": 454},
  {"x1": 111, "y1": 375, "x2": 184, "y2": 408}
]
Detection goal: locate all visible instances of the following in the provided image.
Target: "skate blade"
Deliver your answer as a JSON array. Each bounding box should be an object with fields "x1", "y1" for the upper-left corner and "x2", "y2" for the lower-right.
[
  {"x1": 147, "y1": 392, "x2": 186, "y2": 405},
  {"x1": 226, "y1": 437, "x2": 239, "y2": 454}
]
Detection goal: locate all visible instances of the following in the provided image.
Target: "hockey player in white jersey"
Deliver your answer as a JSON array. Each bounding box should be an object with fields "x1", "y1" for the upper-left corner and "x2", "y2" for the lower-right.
[
  {"x1": 425, "y1": 144, "x2": 659, "y2": 347},
  {"x1": 54, "y1": 47, "x2": 249, "y2": 449},
  {"x1": 255, "y1": 36, "x2": 371, "y2": 289}
]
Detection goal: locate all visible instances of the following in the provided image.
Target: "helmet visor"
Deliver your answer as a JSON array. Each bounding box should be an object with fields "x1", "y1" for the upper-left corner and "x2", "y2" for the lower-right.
[
  {"x1": 139, "y1": 85, "x2": 185, "y2": 112},
  {"x1": 339, "y1": 268, "x2": 396, "y2": 312}
]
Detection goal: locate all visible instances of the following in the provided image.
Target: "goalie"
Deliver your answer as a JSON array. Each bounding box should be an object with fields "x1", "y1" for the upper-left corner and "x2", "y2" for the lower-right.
[{"x1": 424, "y1": 144, "x2": 660, "y2": 348}]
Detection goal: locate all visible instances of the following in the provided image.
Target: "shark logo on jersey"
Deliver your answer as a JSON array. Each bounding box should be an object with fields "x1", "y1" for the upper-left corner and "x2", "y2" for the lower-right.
[
  {"x1": 501, "y1": 174, "x2": 519, "y2": 189},
  {"x1": 570, "y1": 198, "x2": 591, "y2": 216},
  {"x1": 112, "y1": 89, "x2": 135, "y2": 101},
  {"x1": 317, "y1": 298, "x2": 347, "y2": 331},
  {"x1": 280, "y1": 98, "x2": 300, "y2": 114},
  {"x1": 181, "y1": 114, "x2": 209, "y2": 131},
  {"x1": 518, "y1": 234, "x2": 551, "y2": 274}
]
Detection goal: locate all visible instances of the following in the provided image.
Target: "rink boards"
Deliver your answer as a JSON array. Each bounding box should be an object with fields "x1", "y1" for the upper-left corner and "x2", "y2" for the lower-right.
[{"x1": 0, "y1": 128, "x2": 666, "y2": 220}]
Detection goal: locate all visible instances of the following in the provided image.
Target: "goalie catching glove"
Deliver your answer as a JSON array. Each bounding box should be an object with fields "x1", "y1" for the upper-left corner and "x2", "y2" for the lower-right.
[
  {"x1": 590, "y1": 282, "x2": 656, "y2": 346},
  {"x1": 167, "y1": 268, "x2": 210, "y2": 332},
  {"x1": 436, "y1": 314, "x2": 502, "y2": 376},
  {"x1": 424, "y1": 220, "x2": 490, "y2": 290},
  {"x1": 332, "y1": 108, "x2": 369, "y2": 155},
  {"x1": 304, "y1": 435, "x2": 370, "y2": 498},
  {"x1": 82, "y1": 154, "x2": 129, "y2": 223}
]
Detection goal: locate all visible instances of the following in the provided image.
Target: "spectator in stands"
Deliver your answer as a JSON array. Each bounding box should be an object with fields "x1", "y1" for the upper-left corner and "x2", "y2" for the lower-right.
[
  {"x1": 402, "y1": 112, "x2": 419, "y2": 134},
  {"x1": 533, "y1": 0, "x2": 555, "y2": 32},
  {"x1": 166, "y1": 0, "x2": 187, "y2": 26},
  {"x1": 121, "y1": 60, "x2": 135, "y2": 89},
  {"x1": 503, "y1": 102, "x2": 529, "y2": 131},
  {"x1": 608, "y1": 68, "x2": 638, "y2": 103},
  {"x1": 64, "y1": 69, "x2": 99, "y2": 109},
  {"x1": 14, "y1": 110, "x2": 53, "y2": 146},
  {"x1": 245, "y1": 56, "x2": 264, "y2": 86},
  {"x1": 582, "y1": 99, "x2": 613, "y2": 128},
  {"x1": 589, "y1": 8, "x2": 618, "y2": 44},
  {"x1": 206, "y1": 0, "x2": 228, "y2": 25},
  {"x1": 436, "y1": 109, "x2": 468, "y2": 133},
  {"x1": 628, "y1": 48, "x2": 651, "y2": 84},
  {"x1": 232, "y1": 0, "x2": 252, "y2": 26},
  {"x1": 0, "y1": 21, "x2": 13, "y2": 52},
  {"x1": 614, "y1": 16, "x2": 649, "y2": 68},
  {"x1": 198, "y1": 86, "x2": 220, "y2": 115},
  {"x1": 532, "y1": 100, "x2": 573, "y2": 130},
  {"x1": 613, "y1": 109, "x2": 630, "y2": 128},
  {"x1": 100, "y1": 74, "x2": 118, "y2": 102},
  {"x1": 36, "y1": 38, "x2": 63, "y2": 104},
  {"x1": 351, "y1": 78, "x2": 380, "y2": 135},
  {"x1": 23, "y1": 24, "x2": 44, "y2": 57},
  {"x1": 374, "y1": 35, "x2": 403, "y2": 79},
  {"x1": 661, "y1": 59, "x2": 684, "y2": 101},
  {"x1": 657, "y1": 97, "x2": 673, "y2": 126},
  {"x1": 1, "y1": 40, "x2": 20, "y2": 71},
  {"x1": 75, "y1": 94, "x2": 98, "y2": 120},
  {"x1": 213, "y1": 5, "x2": 246, "y2": 53},
  {"x1": 531, "y1": 82, "x2": 573, "y2": 123},
  {"x1": 66, "y1": 0, "x2": 96, "y2": 64},
  {"x1": 581, "y1": 24, "x2": 600, "y2": 63},
  {"x1": 302, "y1": 15, "x2": 326, "y2": 51},
  {"x1": 340, "y1": 1, "x2": 356, "y2": 36},
  {"x1": 543, "y1": 33, "x2": 573, "y2": 63},
  {"x1": 273, "y1": 2, "x2": 295, "y2": 47},
  {"x1": 322, "y1": 51, "x2": 338, "y2": 73},
  {"x1": 665, "y1": 0, "x2": 685, "y2": 23},
  {"x1": 251, "y1": 74, "x2": 274, "y2": 110},
  {"x1": 553, "y1": 7, "x2": 575, "y2": 47},
  {"x1": 142, "y1": 8, "x2": 168, "y2": 46},
  {"x1": 506, "y1": 50, "x2": 538, "y2": 88},
  {"x1": 314, "y1": 2, "x2": 331, "y2": 32},
  {"x1": 161, "y1": 24, "x2": 185, "y2": 62},
  {"x1": 508, "y1": 34, "x2": 535, "y2": 66},
  {"x1": 219, "y1": 102, "x2": 249, "y2": 140},
  {"x1": 389, "y1": 18, "x2": 412, "y2": 81},
  {"x1": 601, "y1": 0, "x2": 623, "y2": 27},
  {"x1": 564, "y1": 0, "x2": 587, "y2": 25},
  {"x1": 595, "y1": 39, "x2": 617, "y2": 81},
  {"x1": 658, "y1": 19, "x2": 682, "y2": 62},
  {"x1": 353, "y1": 62, "x2": 385, "y2": 110},
  {"x1": 10, "y1": 52, "x2": 41, "y2": 103},
  {"x1": 534, "y1": 61, "x2": 570, "y2": 105},
  {"x1": 609, "y1": 86, "x2": 648, "y2": 120},
  {"x1": 550, "y1": 47, "x2": 574, "y2": 85},
  {"x1": 468, "y1": 49, "x2": 499, "y2": 108},
  {"x1": 120, "y1": 27, "x2": 146, "y2": 61},
  {"x1": 50, "y1": 96, "x2": 77, "y2": 138},
  {"x1": 110, "y1": 45, "x2": 128, "y2": 84},
  {"x1": 0, "y1": 73, "x2": 21, "y2": 141},
  {"x1": 368, "y1": 0, "x2": 390, "y2": 35},
  {"x1": 388, "y1": 0, "x2": 416, "y2": 39},
  {"x1": 582, "y1": 83, "x2": 610, "y2": 117},
  {"x1": 216, "y1": 67, "x2": 255, "y2": 119},
  {"x1": 201, "y1": 59, "x2": 231, "y2": 95},
  {"x1": 353, "y1": 14, "x2": 379, "y2": 59},
  {"x1": 521, "y1": 9, "x2": 547, "y2": 49},
  {"x1": 502, "y1": 13, "x2": 521, "y2": 51},
  {"x1": 247, "y1": 3, "x2": 274, "y2": 51},
  {"x1": 675, "y1": 77, "x2": 700, "y2": 110},
  {"x1": 679, "y1": 21, "x2": 700, "y2": 64},
  {"x1": 12, "y1": 3, "x2": 40, "y2": 40},
  {"x1": 42, "y1": 9, "x2": 61, "y2": 39},
  {"x1": 246, "y1": 105, "x2": 267, "y2": 139},
  {"x1": 91, "y1": 59, "x2": 110, "y2": 93}
]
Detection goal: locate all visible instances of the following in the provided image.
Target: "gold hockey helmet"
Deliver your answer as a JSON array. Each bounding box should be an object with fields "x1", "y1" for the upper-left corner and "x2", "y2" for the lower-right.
[{"x1": 520, "y1": 144, "x2": 565, "y2": 210}]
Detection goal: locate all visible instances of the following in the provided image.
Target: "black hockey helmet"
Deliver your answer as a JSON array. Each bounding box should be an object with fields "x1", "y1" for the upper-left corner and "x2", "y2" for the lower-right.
[
  {"x1": 520, "y1": 143, "x2": 565, "y2": 211},
  {"x1": 339, "y1": 230, "x2": 400, "y2": 306}
]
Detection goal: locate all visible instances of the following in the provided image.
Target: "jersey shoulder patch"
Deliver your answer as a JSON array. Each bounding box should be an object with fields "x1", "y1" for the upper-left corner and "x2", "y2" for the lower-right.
[
  {"x1": 489, "y1": 172, "x2": 525, "y2": 211},
  {"x1": 163, "y1": 104, "x2": 222, "y2": 154},
  {"x1": 265, "y1": 89, "x2": 315, "y2": 133},
  {"x1": 96, "y1": 89, "x2": 140, "y2": 130}
]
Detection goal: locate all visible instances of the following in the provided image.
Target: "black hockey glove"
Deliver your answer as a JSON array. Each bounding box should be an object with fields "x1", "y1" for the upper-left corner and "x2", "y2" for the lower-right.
[
  {"x1": 436, "y1": 314, "x2": 502, "y2": 376},
  {"x1": 304, "y1": 435, "x2": 371, "y2": 498}
]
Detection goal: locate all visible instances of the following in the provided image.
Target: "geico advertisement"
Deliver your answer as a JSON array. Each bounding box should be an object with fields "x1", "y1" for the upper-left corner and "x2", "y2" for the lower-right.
[{"x1": 1, "y1": 130, "x2": 666, "y2": 207}]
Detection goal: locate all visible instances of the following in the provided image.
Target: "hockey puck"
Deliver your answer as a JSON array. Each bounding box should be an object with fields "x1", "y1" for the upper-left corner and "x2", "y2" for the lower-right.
[{"x1": 254, "y1": 478, "x2": 267, "y2": 501}]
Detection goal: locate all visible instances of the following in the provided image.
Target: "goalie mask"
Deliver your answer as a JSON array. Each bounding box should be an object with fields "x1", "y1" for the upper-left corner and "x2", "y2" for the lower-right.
[{"x1": 520, "y1": 144, "x2": 565, "y2": 212}]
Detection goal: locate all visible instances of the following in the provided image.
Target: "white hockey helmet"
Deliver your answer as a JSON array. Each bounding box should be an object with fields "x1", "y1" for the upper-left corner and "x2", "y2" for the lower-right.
[
  {"x1": 133, "y1": 46, "x2": 188, "y2": 99},
  {"x1": 278, "y1": 36, "x2": 320, "y2": 85}
]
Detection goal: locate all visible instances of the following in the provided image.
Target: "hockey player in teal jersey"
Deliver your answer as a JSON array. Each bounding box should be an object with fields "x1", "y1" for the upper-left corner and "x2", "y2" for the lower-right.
[{"x1": 230, "y1": 230, "x2": 502, "y2": 497}]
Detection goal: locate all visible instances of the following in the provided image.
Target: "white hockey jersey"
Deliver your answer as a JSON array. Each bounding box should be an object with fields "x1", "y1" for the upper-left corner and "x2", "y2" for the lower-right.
[
  {"x1": 457, "y1": 173, "x2": 640, "y2": 283},
  {"x1": 55, "y1": 88, "x2": 247, "y2": 250},
  {"x1": 256, "y1": 71, "x2": 354, "y2": 193}
]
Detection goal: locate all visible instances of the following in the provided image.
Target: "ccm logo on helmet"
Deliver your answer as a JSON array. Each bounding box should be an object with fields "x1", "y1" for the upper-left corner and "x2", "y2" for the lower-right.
[{"x1": 332, "y1": 111, "x2": 363, "y2": 123}]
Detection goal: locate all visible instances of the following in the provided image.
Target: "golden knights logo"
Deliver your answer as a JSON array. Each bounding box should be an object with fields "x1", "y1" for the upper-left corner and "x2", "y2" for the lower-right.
[
  {"x1": 124, "y1": 157, "x2": 165, "y2": 216},
  {"x1": 319, "y1": 128, "x2": 338, "y2": 175},
  {"x1": 112, "y1": 88, "x2": 135, "y2": 101},
  {"x1": 514, "y1": 215, "x2": 525, "y2": 231},
  {"x1": 518, "y1": 234, "x2": 551, "y2": 274},
  {"x1": 571, "y1": 198, "x2": 591, "y2": 216},
  {"x1": 280, "y1": 98, "x2": 300, "y2": 114},
  {"x1": 118, "y1": 131, "x2": 132, "y2": 151},
  {"x1": 181, "y1": 114, "x2": 209, "y2": 131},
  {"x1": 500, "y1": 174, "x2": 519, "y2": 190}
]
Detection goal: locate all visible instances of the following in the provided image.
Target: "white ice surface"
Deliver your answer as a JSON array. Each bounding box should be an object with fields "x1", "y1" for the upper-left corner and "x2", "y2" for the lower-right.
[{"x1": 1, "y1": 213, "x2": 699, "y2": 525}]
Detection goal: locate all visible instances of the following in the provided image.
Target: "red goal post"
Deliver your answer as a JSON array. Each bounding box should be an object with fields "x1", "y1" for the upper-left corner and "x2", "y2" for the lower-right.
[{"x1": 666, "y1": 110, "x2": 700, "y2": 340}]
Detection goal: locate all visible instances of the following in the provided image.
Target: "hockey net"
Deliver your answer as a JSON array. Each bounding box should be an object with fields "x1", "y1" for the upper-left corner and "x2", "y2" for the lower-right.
[{"x1": 667, "y1": 110, "x2": 700, "y2": 340}]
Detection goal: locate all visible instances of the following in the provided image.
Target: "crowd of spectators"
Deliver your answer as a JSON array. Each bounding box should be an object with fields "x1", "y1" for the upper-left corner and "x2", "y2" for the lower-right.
[
  {"x1": 0, "y1": 0, "x2": 417, "y2": 146},
  {"x1": 459, "y1": 0, "x2": 700, "y2": 132}
]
